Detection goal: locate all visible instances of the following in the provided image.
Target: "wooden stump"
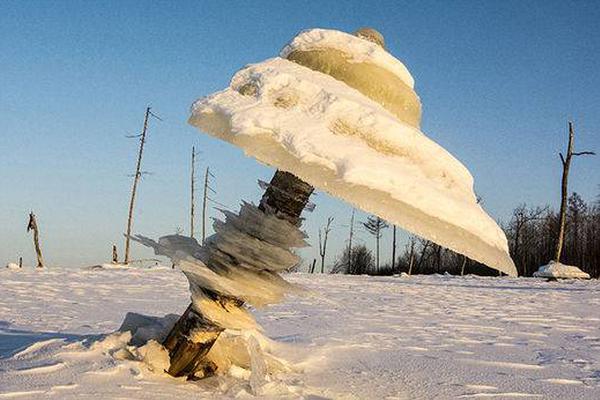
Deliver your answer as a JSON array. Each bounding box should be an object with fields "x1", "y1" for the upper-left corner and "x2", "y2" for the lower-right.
[{"x1": 163, "y1": 170, "x2": 313, "y2": 378}]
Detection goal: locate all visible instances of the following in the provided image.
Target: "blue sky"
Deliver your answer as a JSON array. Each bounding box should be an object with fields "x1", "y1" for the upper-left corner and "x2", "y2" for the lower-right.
[{"x1": 1, "y1": 1, "x2": 598, "y2": 268}]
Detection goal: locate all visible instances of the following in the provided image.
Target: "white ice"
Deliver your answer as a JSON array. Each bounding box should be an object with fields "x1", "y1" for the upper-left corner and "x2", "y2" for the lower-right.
[
  {"x1": 533, "y1": 261, "x2": 591, "y2": 279},
  {"x1": 189, "y1": 29, "x2": 516, "y2": 276}
]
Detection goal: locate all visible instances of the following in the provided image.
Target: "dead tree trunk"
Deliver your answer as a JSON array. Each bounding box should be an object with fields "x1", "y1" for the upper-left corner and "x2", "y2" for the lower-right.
[
  {"x1": 318, "y1": 216, "x2": 334, "y2": 273},
  {"x1": 201, "y1": 167, "x2": 213, "y2": 244},
  {"x1": 347, "y1": 209, "x2": 355, "y2": 273},
  {"x1": 27, "y1": 212, "x2": 44, "y2": 268},
  {"x1": 163, "y1": 170, "x2": 313, "y2": 378},
  {"x1": 555, "y1": 121, "x2": 595, "y2": 263},
  {"x1": 112, "y1": 245, "x2": 118, "y2": 264},
  {"x1": 310, "y1": 258, "x2": 317, "y2": 273},
  {"x1": 391, "y1": 225, "x2": 397, "y2": 273},
  {"x1": 124, "y1": 107, "x2": 152, "y2": 264},
  {"x1": 460, "y1": 255, "x2": 467, "y2": 276},
  {"x1": 190, "y1": 146, "x2": 197, "y2": 239},
  {"x1": 408, "y1": 237, "x2": 415, "y2": 275}
]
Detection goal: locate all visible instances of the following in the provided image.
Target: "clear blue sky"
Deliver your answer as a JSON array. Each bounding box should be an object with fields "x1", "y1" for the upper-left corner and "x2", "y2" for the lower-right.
[{"x1": 1, "y1": 1, "x2": 598, "y2": 268}]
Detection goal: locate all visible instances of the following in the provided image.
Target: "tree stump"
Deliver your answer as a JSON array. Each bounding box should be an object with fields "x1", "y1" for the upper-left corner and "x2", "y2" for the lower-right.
[{"x1": 163, "y1": 170, "x2": 313, "y2": 378}]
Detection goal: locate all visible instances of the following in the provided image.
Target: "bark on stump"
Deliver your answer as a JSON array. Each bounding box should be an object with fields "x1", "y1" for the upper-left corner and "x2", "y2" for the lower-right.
[{"x1": 163, "y1": 170, "x2": 313, "y2": 378}]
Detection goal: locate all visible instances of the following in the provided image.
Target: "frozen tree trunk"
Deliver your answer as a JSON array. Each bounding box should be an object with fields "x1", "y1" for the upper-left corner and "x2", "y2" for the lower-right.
[
  {"x1": 27, "y1": 212, "x2": 44, "y2": 268},
  {"x1": 163, "y1": 170, "x2": 313, "y2": 378}
]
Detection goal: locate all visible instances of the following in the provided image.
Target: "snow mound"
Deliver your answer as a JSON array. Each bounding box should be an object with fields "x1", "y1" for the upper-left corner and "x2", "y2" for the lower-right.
[
  {"x1": 189, "y1": 28, "x2": 516, "y2": 276},
  {"x1": 533, "y1": 261, "x2": 591, "y2": 279},
  {"x1": 5, "y1": 262, "x2": 20, "y2": 269}
]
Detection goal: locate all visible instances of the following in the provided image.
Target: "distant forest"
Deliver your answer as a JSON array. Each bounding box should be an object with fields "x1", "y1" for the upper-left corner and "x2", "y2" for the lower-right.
[{"x1": 328, "y1": 191, "x2": 600, "y2": 278}]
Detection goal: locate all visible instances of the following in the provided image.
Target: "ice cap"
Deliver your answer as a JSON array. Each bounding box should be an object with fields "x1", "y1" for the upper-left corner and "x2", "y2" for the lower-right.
[{"x1": 189, "y1": 28, "x2": 517, "y2": 277}]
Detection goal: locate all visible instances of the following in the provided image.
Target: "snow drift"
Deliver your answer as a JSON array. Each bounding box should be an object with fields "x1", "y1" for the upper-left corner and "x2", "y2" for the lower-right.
[
  {"x1": 189, "y1": 28, "x2": 516, "y2": 276},
  {"x1": 533, "y1": 261, "x2": 591, "y2": 279}
]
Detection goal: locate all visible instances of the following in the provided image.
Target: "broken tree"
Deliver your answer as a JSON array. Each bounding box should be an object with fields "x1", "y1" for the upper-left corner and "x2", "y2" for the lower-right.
[
  {"x1": 26, "y1": 212, "x2": 44, "y2": 268},
  {"x1": 554, "y1": 121, "x2": 595, "y2": 263}
]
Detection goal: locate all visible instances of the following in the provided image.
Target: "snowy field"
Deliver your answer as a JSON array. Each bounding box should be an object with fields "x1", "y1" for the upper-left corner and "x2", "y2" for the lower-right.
[{"x1": 1, "y1": 268, "x2": 599, "y2": 399}]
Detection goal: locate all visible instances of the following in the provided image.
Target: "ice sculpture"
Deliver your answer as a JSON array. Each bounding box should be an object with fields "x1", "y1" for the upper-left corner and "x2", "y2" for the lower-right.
[{"x1": 139, "y1": 27, "x2": 516, "y2": 380}]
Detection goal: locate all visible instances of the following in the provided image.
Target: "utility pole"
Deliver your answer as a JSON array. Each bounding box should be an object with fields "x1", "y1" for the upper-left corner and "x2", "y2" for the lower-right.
[
  {"x1": 555, "y1": 121, "x2": 595, "y2": 263},
  {"x1": 27, "y1": 212, "x2": 44, "y2": 268},
  {"x1": 190, "y1": 146, "x2": 197, "y2": 239},
  {"x1": 124, "y1": 106, "x2": 159, "y2": 264}
]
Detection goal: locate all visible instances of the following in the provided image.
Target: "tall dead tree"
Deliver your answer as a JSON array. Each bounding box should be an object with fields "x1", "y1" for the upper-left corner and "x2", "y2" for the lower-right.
[
  {"x1": 190, "y1": 146, "x2": 197, "y2": 239},
  {"x1": 200, "y1": 167, "x2": 217, "y2": 244},
  {"x1": 318, "y1": 216, "x2": 334, "y2": 273},
  {"x1": 124, "y1": 107, "x2": 159, "y2": 264},
  {"x1": 27, "y1": 212, "x2": 44, "y2": 268},
  {"x1": 362, "y1": 215, "x2": 388, "y2": 271},
  {"x1": 407, "y1": 235, "x2": 416, "y2": 275},
  {"x1": 163, "y1": 170, "x2": 313, "y2": 378},
  {"x1": 555, "y1": 121, "x2": 595, "y2": 263},
  {"x1": 391, "y1": 225, "x2": 397, "y2": 272},
  {"x1": 347, "y1": 209, "x2": 355, "y2": 273}
]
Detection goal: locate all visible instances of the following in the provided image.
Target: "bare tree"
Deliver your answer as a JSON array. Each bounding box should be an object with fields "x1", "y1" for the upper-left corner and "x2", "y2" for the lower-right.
[
  {"x1": 362, "y1": 215, "x2": 388, "y2": 271},
  {"x1": 124, "y1": 107, "x2": 160, "y2": 264},
  {"x1": 347, "y1": 209, "x2": 355, "y2": 273},
  {"x1": 27, "y1": 212, "x2": 44, "y2": 268},
  {"x1": 460, "y1": 255, "x2": 467, "y2": 276},
  {"x1": 391, "y1": 225, "x2": 397, "y2": 272},
  {"x1": 555, "y1": 121, "x2": 595, "y2": 263},
  {"x1": 190, "y1": 146, "x2": 197, "y2": 239},
  {"x1": 201, "y1": 167, "x2": 216, "y2": 243},
  {"x1": 407, "y1": 235, "x2": 416, "y2": 275},
  {"x1": 318, "y1": 217, "x2": 334, "y2": 273}
]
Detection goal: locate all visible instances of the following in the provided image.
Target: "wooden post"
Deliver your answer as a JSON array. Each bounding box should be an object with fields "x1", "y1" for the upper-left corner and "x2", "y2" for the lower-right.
[
  {"x1": 555, "y1": 122, "x2": 595, "y2": 263},
  {"x1": 27, "y1": 212, "x2": 44, "y2": 268},
  {"x1": 163, "y1": 170, "x2": 313, "y2": 378},
  {"x1": 124, "y1": 107, "x2": 152, "y2": 265},
  {"x1": 18, "y1": 257, "x2": 23, "y2": 268}
]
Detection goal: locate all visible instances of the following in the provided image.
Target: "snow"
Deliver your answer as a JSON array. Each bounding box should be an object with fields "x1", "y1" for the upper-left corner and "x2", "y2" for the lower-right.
[
  {"x1": 280, "y1": 28, "x2": 415, "y2": 89},
  {"x1": 5, "y1": 263, "x2": 20, "y2": 270},
  {"x1": 189, "y1": 34, "x2": 516, "y2": 276},
  {"x1": 2, "y1": 268, "x2": 599, "y2": 399},
  {"x1": 533, "y1": 261, "x2": 591, "y2": 279}
]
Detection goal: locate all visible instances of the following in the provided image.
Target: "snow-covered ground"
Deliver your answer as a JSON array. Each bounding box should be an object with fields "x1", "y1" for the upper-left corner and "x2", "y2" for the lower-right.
[{"x1": 1, "y1": 268, "x2": 599, "y2": 399}]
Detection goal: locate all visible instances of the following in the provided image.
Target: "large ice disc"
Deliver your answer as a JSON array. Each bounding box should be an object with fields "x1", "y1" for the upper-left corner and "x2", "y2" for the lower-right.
[{"x1": 189, "y1": 29, "x2": 517, "y2": 277}]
